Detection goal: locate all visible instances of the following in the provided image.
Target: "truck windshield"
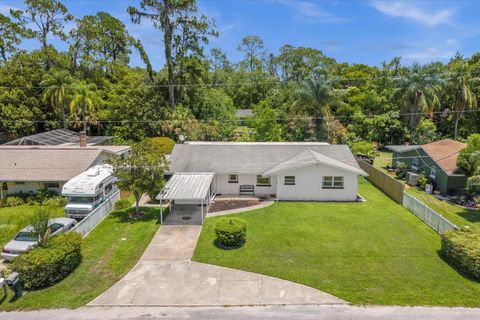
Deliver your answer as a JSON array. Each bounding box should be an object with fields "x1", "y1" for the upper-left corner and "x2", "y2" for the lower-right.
[
  {"x1": 68, "y1": 196, "x2": 94, "y2": 204},
  {"x1": 14, "y1": 231, "x2": 38, "y2": 242}
]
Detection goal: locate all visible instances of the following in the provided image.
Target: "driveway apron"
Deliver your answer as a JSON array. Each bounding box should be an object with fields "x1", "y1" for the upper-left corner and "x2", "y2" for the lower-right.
[{"x1": 89, "y1": 225, "x2": 345, "y2": 306}]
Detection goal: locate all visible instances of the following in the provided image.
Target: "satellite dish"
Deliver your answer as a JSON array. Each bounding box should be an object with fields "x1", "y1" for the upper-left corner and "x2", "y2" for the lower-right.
[{"x1": 178, "y1": 134, "x2": 185, "y2": 143}]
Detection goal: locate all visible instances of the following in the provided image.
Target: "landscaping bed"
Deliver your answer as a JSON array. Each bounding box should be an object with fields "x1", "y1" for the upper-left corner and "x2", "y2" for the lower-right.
[
  {"x1": 193, "y1": 178, "x2": 480, "y2": 307},
  {"x1": 209, "y1": 199, "x2": 262, "y2": 213}
]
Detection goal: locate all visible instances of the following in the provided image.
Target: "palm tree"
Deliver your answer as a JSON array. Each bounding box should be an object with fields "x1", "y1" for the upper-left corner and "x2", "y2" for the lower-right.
[
  {"x1": 40, "y1": 70, "x2": 74, "y2": 129},
  {"x1": 448, "y1": 59, "x2": 479, "y2": 138},
  {"x1": 69, "y1": 82, "x2": 97, "y2": 133},
  {"x1": 396, "y1": 65, "x2": 442, "y2": 132},
  {"x1": 295, "y1": 71, "x2": 335, "y2": 141}
]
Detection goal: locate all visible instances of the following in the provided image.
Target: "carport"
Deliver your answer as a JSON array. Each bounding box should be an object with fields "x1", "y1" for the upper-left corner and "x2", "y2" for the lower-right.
[{"x1": 156, "y1": 173, "x2": 214, "y2": 225}]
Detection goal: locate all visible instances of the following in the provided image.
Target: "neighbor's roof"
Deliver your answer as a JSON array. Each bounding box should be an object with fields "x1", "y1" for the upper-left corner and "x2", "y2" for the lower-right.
[
  {"x1": 235, "y1": 109, "x2": 254, "y2": 118},
  {"x1": 263, "y1": 149, "x2": 367, "y2": 176},
  {"x1": 385, "y1": 145, "x2": 421, "y2": 153},
  {"x1": 421, "y1": 139, "x2": 466, "y2": 175},
  {"x1": 3, "y1": 129, "x2": 112, "y2": 146},
  {"x1": 0, "y1": 148, "x2": 106, "y2": 181},
  {"x1": 0, "y1": 145, "x2": 130, "y2": 155},
  {"x1": 157, "y1": 173, "x2": 214, "y2": 200},
  {"x1": 169, "y1": 142, "x2": 364, "y2": 175}
]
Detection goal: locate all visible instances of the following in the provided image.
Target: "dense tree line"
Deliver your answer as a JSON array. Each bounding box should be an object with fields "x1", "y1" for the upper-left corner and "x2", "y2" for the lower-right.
[{"x1": 0, "y1": 0, "x2": 479, "y2": 146}]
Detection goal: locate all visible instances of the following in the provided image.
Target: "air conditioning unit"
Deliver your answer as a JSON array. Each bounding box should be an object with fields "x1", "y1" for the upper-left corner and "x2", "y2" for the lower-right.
[{"x1": 406, "y1": 171, "x2": 419, "y2": 187}]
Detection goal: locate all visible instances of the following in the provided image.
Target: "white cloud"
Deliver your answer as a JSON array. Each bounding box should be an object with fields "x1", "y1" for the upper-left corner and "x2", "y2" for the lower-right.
[
  {"x1": 370, "y1": 0, "x2": 454, "y2": 27},
  {"x1": 277, "y1": 0, "x2": 345, "y2": 23}
]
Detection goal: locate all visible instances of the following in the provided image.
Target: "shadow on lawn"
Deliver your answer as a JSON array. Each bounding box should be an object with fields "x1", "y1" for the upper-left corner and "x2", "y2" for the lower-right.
[
  {"x1": 457, "y1": 209, "x2": 480, "y2": 224},
  {"x1": 110, "y1": 207, "x2": 160, "y2": 224}
]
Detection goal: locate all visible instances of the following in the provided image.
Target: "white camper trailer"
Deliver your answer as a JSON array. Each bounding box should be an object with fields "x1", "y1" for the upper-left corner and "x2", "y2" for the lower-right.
[{"x1": 62, "y1": 165, "x2": 117, "y2": 219}]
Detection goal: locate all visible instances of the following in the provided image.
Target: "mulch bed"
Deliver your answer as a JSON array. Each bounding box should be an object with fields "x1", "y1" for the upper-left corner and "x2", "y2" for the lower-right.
[{"x1": 209, "y1": 199, "x2": 262, "y2": 213}]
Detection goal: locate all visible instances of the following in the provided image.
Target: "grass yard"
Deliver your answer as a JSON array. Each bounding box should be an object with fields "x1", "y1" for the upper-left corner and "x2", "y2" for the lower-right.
[
  {"x1": 406, "y1": 188, "x2": 480, "y2": 233},
  {"x1": 0, "y1": 205, "x2": 64, "y2": 249},
  {"x1": 373, "y1": 150, "x2": 393, "y2": 171},
  {"x1": 0, "y1": 207, "x2": 160, "y2": 310},
  {"x1": 193, "y1": 178, "x2": 480, "y2": 307}
]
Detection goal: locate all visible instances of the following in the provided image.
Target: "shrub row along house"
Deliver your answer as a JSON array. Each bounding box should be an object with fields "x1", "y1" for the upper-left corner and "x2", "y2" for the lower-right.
[
  {"x1": 158, "y1": 142, "x2": 367, "y2": 224},
  {"x1": 386, "y1": 139, "x2": 467, "y2": 195},
  {"x1": 0, "y1": 145, "x2": 130, "y2": 198}
]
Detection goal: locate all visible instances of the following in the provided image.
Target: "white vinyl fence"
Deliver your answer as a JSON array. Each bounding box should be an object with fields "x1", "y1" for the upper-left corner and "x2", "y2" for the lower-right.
[
  {"x1": 402, "y1": 191, "x2": 459, "y2": 234},
  {"x1": 70, "y1": 190, "x2": 120, "y2": 237}
]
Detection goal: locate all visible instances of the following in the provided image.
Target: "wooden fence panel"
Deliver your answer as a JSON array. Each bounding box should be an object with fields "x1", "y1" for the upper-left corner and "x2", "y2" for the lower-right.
[{"x1": 357, "y1": 160, "x2": 405, "y2": 204}]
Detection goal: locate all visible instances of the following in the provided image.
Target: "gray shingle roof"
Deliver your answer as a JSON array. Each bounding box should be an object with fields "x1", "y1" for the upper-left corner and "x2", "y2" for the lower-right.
[
  {"x1": 3, "y1": 129, "x2": 112, "y2": 146},
  {"x1": 0, "y1": 148, "x2": 105, "y2": 181},
  {"x1": 168, "y1": 142, "x2": 363, "y2": 175}
]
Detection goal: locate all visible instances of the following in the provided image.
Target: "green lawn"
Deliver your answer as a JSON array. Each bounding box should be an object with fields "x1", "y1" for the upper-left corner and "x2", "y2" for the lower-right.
[
  {"x1": 373, "y1": 150, "x2": 393, "y2": 171},
  {"x1": 193, "y1": 178, "x2": 480, "y2": 307},
  {"x1": 0, "y1": 205, "x2": 64, "y2": 249},
  {"x1": 0, "y1": 207, "x2": 160, "y2": 310},
  {"x1": 406, "y1": 188, "x2": 480, "y2": 233}
]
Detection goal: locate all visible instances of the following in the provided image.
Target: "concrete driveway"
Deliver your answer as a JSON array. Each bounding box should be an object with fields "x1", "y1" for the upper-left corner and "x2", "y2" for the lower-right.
[{"x1": 89, "y1": 225, "x2": 344, "y2": 306}]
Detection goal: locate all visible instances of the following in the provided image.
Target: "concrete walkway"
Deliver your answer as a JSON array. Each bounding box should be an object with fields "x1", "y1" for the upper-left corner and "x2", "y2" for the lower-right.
[{"x1": 89, "y1": 225, "x2": 344, "y2": 307}]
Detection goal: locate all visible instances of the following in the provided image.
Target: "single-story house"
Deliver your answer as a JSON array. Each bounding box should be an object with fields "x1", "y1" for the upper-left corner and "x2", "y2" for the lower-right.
[
  {"x1": 157, "y1": 142, "x2": 367, "y2": 224},
  {"x1": 386, "y1": 139, "x2": 467, "y2": 195},
  {"x1": 3, "y1": 129, "x2": 113, "y2": 146},
  {"x1": 0, "y1": 145, "x2": 130, "y2": 198}
]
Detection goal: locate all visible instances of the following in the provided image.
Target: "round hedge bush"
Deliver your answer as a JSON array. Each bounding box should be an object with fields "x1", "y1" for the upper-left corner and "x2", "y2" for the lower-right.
[
  {"x1": 441, "y1": 230, "x2": 480, "y2": 280},
  {"x1": 114, "y1": 198, "x2": 131, "y2": 211},
  {"x1": 13, "y1": 232, "x2": 82, "y2": 289},
  {"x1": 215, "y1": 217, "x2": 247, "y2": 248}
]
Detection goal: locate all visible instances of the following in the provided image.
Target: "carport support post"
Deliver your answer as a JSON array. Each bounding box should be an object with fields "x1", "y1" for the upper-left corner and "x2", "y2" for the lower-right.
[
  {"x1": 159, "y1": 198, "x2": 163, "y2": 224},
  {"x1": 201, "y1": 199, "x2": 204, "y2": 224}
]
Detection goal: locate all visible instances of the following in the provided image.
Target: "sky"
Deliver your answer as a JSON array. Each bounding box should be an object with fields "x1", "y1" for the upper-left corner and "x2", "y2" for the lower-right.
[{"x1": 1, "y1": 0, "x2": 480, "y2": 70}]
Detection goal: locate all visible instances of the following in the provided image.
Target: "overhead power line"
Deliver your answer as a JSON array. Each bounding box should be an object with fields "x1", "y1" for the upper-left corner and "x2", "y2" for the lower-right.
[{"x1": 1, "y1": 109, "x2": 479, "y2": 124}]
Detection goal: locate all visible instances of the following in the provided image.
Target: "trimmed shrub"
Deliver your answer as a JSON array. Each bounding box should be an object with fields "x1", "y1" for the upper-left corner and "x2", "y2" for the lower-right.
[
  {"x1": 395, "y1": 162, "x2": 407, "y2": 179},
  {"x1": 42, "y1": 196, "x2": 67, "y2": 207},
  {"x1": 441, "y1": 230, "x2": 480, "y2": 280},
  {"x1": 13, "y1": 232, "x2": 82, "y2": 289},
  {"x1": 4, "y1": 196, "x2": 24, "y2": 207},
  {"x1": 114, "y1": 198, "x2": 131, "y2": 211},
  {"x1": 26, "y1": 196, "x2": 41, "y2": 206},
  {"x1": 215, "y1": 217, "x2": 247, "y2": 248},
  {"x1": 37, "y1": 188, "x2": 58, "y2": 201}
]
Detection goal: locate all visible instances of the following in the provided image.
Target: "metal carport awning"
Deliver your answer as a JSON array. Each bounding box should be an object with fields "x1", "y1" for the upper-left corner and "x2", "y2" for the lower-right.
[{"x1": 156, "y1": 173, "x2": 214, "y2": 224}]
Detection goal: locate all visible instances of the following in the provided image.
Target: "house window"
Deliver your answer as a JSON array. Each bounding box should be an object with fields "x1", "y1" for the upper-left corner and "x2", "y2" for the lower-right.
[
  {"x1": 14, "y1": 181, "x2": 25, "y2": 185},
  {"x1": 322, "y1": 176, "x2": 344, "y2": 189},
  {"x1": 256, "y1": 175, "x2": 271, "y2": 187},
  {"x1": 284, "y1": 176, "x2": 295, "y2": 185},
  {"x1": 44, "y1": 182, "x2": 60, "y2": 189},
  {"x1": 228, "y1": 174, "x2": 239, "y2": 183},
  {"x1": 430, "y1": 166, "x2": 436, "y2": 179},
  {"x1": 411, "y1": 157, "x2": 419, "y2": 170}
]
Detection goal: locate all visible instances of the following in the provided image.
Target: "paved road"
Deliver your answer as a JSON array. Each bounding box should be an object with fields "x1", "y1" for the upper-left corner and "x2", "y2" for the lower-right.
[
  {"x1": 2, "y1": 305, "x2": 480, "y2": 320},
  {"x1": 89, "y1": 225, "x2": 343, "y2": 306}
]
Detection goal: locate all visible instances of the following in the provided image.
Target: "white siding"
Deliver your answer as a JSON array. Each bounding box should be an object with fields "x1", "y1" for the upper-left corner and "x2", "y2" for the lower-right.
[
  {"x1": 5, "y1": 181, "x2": 65, "y2": 195},
  {"x1": 276, "y1": 163, "x2": 359, "y2": 201},
  {"x1": 214, "y1": 174, "x2": 277, "y2": 196}
]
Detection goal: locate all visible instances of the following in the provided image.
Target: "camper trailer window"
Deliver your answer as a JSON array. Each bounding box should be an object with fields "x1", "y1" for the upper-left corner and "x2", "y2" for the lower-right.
[
  {"x1": 104, "y1": 183, "x2": 113, "y2": 195},
  {"x1": 68, "y1": 196, "x2": 94, "y2": 204}
]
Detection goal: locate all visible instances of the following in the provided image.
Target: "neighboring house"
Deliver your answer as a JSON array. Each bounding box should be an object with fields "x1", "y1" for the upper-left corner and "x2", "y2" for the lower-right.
[
  {"x1": 0, "y1": 145, "x2": 130, "y2": 198},
  {"x1": 166, "y1": 142, "x2": 367, "y2": 202},
  {"x1": 386, "y1": 139, "x2": 467, "y2": 195},
  {"x1": 3, "y1": 129, "x2": 113, "y2": 146}
]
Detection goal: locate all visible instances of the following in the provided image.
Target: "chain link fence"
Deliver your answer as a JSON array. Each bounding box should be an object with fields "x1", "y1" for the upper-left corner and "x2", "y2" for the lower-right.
[{"x1": 403, "y1": 191, "x2": 459, "y2": 234}]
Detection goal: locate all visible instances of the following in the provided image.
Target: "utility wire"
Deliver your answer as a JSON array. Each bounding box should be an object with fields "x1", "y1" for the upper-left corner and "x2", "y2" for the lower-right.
[{"x1": 1, "y1": 109, "x2": 479, "y2": 124}]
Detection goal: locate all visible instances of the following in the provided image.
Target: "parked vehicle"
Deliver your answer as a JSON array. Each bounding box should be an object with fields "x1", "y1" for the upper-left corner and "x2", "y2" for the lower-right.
[
  {"x1": 1, "y1": 217, "x2": 77, "y2": 261},
  {"x1": 62, "y1": 165, "x2": 117, "y2": 219}
]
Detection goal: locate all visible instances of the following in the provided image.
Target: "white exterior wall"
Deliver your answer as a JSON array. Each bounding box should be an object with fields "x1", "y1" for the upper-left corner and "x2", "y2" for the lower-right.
[
  {"x1": 214, "y1": 174, "x2": 277, "y2": 196},
  {"x1": 276, "y1": 164, "x2": 359, "y2": 201},
  {"x1": 5, "y1": 181, "x2": 65, "y2": 196}
]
